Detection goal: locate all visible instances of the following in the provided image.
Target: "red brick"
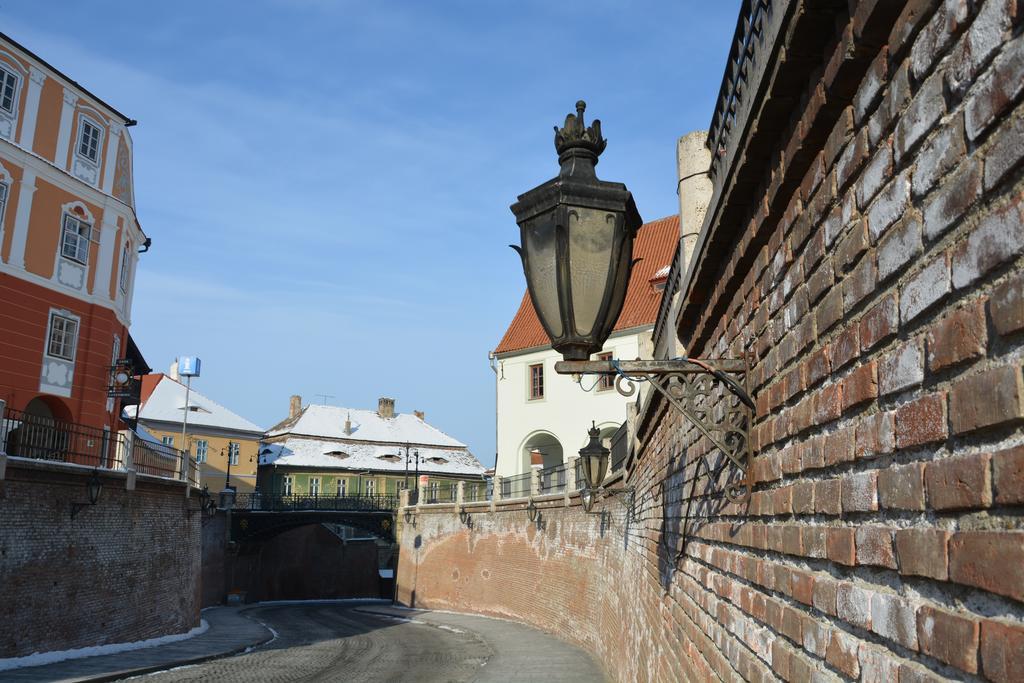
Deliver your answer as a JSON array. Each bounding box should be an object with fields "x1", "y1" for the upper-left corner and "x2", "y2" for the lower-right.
[
  {"x1": 899, "y1": 663, "x2": 947, "y2": 683},
  {"x1": 879, "y1": 337, "x2": 924, "y2": 396},
  {"x1": 812, "y1": 576, "x2": 838, "y2": 616},
  {"x1": 771, "y1": 639, "x2": 792, "y2": 680},
  {"x1": 813, "y1": 382, "x2": 843, "y2": 425},
  {"x1": 912, "y1": 110, "x2": 967, "y2": 198},
  {"x1": 842, "y1": 470, "x2": 878, "y2": 513},
  {"x1": 923, "y1": 157, "x2": 982, "y2": 241},
  {"x1": 780, "y1": 605, "x2": 804, "y2": 644},
  {"x1": 984, "y1": 104, "x2": 1024, "y2": 191},
  {"x1": 841, "y1": 362, "x2": 878, "y2": 412},
  {"x1": 837, "y1": 581, "x2": 873, "y2": 631},
  {"x1": 878, "y1": 462, "x2": 926, "y2": 511},
  {"x1": 870, "y1": 591, "x2": 919, "y2": 650},
  {"x1": 792, "y1": 480, "x2": 815, "y2": 515},
  {"x1": 856, "y1": 526, "x2": 897, "y2": 569},
  {"x1": 859, "y1": 644, "x2": 902, "y2": 683},
  {"x1": 901, "y1": 253, "x2": 951, "y2": 323},
  {"x1": 836, "y1": 128, "x2": 869, "y2": 191},
  {"x1": 895, "y1": 528, "x2": 950, "y2": 581},
  {"x1": 965, "y1": 19, "x2": 1024, "y2": 140},
  {"x1": 951, "y1": 190, "x2": 1024, "y2": 289},
  {"x1": 895, "y1": 391, "x2": 948, "y2": 449},
  {"x1": 827, "y1": 528, "x2": 857, "y2": 566},
  {"x1": 993, "y1": 445, "x2": 1024, "y2": 504},
  {"x1": 826, "y1": 630, "x2": 861, "y2": 678},
  {"x1": 816, "y1": 287, "x2": 844, "y2": 334},
  {"x1": 830, "y1": 324, "x2": 860, "y2": 371},
  {"x1": 837, "y1": 220, "x2": 870, "y2": 271},
  {"x1": 981, "y1": 619, "x2": 1024, "y2": 683},
  {"x1": 824, "y1": 423, "x2": 856, "y2": 467},
  {"x1": 842, "y1": 255, "x2": 878, "y2": 311},
  {"x1": 949, "y1": 365, "x2": 1024, "y2": 434},
  {"x1": 990, "y1": 272, "x2": 1024, "y2": 336},
  {"x1": 807, "y1": 258, "x2": 834, "y2": 305},
  {"x1": 878, "y1": 214, "x2": 923, "y2": 282},
  {"x1": 925, "y1": 453, "x2": 992, "y2": 510},
  {"x1": 917, "y1": 605, "x2": 980, "y2": 674},
  {"x1": 855, "y1": 411, "x2": 895, "y2": 459},
  {"x1": 815, "y1": 478, "x2": 842, "y2": 516},
  {"x1": 948, "y1": 531, "x2": 1024, "y2": 602},
  {"x1": 859, "y1": 293, "x2": 898, "y2": 351},
  {"x1": 791, "y1": 569, "x2": 814, "y2": 605},
  {"x1": 926, "y1": 300, "x2": 987, "y2": 372},
  {"x1": 802, "y1": 526, "x2": 827, "y2": 560}
]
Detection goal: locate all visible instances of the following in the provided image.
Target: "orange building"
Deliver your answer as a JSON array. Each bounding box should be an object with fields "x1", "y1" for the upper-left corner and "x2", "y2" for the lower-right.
[{"x1": 0, "y1": 32, "x2": 148, "y2": 433}]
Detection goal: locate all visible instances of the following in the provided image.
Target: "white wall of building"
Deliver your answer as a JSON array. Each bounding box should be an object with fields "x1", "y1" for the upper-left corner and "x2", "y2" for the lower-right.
[{"x1": 494, "y1": 327, "x2": 649, "y2": 478}]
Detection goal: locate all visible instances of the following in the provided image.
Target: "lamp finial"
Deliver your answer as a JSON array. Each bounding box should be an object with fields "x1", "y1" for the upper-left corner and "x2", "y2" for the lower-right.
[{"x1": 554, "y1": 99, "x2": 607, "y2": 158}]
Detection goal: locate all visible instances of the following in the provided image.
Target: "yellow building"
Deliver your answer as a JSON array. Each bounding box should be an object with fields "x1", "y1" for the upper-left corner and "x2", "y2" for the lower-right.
[{"x1": 129, "y1": 370, "x2": 262, "y2": 492}]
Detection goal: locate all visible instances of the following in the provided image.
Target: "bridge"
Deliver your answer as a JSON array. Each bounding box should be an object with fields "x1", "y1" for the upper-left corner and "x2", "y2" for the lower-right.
[{"x1": 228, "y1": 493, "x2": 399, "y2": 542}]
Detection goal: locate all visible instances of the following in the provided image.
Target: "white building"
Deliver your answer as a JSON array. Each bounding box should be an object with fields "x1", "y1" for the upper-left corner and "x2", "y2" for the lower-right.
[{"x1": 492, "y1": 215, "x2": 679, "y2": 479}]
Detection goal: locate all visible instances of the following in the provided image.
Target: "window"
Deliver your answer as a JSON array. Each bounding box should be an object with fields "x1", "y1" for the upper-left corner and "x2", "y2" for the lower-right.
[
  {"x1": 0, "y1": 66, "x2": 16, "y2": 113},
  {"x1": 228, "y1": 442, "x2": 240, "y2": 466},
  {"x1": 283, "y1": 475, "x2": 293, "y2": 495},
  {"x1": 77, "y1": 117, "x2": 102, "y2": 162},
  {"x1": 529, "y1": 363, "x2": 544, "y2": 400},
  {"x1": 596, "y1": 352, "x2": 614, "y2": 391},
  {"x1": 161, "y1": 435, "x2": 174, "y2": 447},
  {"x1": 310, "y1": 477, "x2": 320, "y2": 496},
  {"x1": 119, "y1": 241, "x2": 131, "y2": 292},
  {"x1": 60, "y1": 213, "x2": 92, "y2": 264},
  {"x1": 365, "y1": 479, "x2": 376, "y2": 495},
  {"x1": 337, "y1": 478, "x2": 346, "y2": 496},
  {"x1": 46, "y1": 313, "x2": 78, "y2": 361},
  {"x1": 0, "y1": 182, "x2": 8, "y2": 224},
  {"x1": 195, "y1": 439, "x2": 208, "y2": 463}
]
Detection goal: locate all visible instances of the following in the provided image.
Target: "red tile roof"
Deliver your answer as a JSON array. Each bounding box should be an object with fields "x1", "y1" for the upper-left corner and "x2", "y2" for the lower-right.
[{"x1": 495, "y1": 214, "x2": 679, "y2": 355}]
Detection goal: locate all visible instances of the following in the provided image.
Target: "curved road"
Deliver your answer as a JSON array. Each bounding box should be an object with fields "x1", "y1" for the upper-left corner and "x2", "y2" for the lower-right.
[{"x1": 140, "y1": 603, "x2": 607, "y2": 682}]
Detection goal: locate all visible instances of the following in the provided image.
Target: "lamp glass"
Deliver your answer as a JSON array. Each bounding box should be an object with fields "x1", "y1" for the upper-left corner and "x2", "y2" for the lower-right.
[
  {"x1": 568, "y1": 207, "x2": 615, "y2": 337},
  {"x1": 523, "y1": 217, "x2": 562, "y2": 338},
  {"x1": 87, "y1": 472, "x2": 102, "y2": 505}
]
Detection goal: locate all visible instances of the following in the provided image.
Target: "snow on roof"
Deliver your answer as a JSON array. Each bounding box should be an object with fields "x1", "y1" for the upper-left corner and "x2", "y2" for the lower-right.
[
  {"x1": 652, "y1": 265, "x2": 671, "y2": 280},
  {"x1": 135, "y1": 375, "x2": 262, "y2": 434},
  {"x1": 259, "y1": 438, "x2": 485, "y2": 476},
  {"x1": 266, "y1": 404, "x2": 465, "y2": 448}
]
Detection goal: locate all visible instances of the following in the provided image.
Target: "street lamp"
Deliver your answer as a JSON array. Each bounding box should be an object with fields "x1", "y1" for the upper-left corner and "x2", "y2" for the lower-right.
[
  {"x1": 510, "y1": 102, "x2": 757, "y2": 503},
  {"x1": 510, "y1": 101, "x2": 642, "y2": 362},
  {"x1": 71, "y1": 469, "x2": 103, "y2": 518},
  {"x1": 577, "y1": 423, "x2": 610, "y2": 513}
]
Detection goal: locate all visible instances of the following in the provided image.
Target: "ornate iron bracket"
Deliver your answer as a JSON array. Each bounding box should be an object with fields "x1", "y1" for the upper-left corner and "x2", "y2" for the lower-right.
[{"x1": 554, "y1": 358, "x2": 754, "y2": 503}]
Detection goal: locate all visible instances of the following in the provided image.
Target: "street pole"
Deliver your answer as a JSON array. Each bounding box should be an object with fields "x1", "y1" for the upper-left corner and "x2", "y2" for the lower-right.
[
  {"x1": 223, "y1": 447, "x2": 231, "y2": 490},
  {"x1": 179, "y1": 375, "x2": 192, "y2": 479},
  {"x1": 404, "y1": 442, "x2": 410, "y2": 491},
  {"x1": 414, "y1": 449, "x2": 420, "y2": 492}
]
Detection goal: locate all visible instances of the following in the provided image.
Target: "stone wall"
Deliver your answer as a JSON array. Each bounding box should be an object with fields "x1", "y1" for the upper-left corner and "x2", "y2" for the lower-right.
[
  {"x1": 398, "y1": 1, "x2": 1024, "y2": 681},
  {"x1": 0, "y1": 458, "x2": 201, "y2": 658}
]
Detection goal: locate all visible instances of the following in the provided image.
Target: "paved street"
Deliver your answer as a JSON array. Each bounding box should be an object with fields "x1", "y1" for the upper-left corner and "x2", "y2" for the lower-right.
[{"x1": 138, "y1": 603, "x2": 607, "y2": 683}]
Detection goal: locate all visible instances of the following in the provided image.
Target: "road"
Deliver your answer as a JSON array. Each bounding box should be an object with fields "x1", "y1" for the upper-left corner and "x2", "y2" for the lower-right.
[{"x1": 139, "y1": 602, "x2": 607, "y2": 683}]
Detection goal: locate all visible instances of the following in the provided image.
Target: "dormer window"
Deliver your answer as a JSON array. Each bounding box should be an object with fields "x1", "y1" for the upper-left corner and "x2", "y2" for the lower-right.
[
  {"x1": 324, "y1": 450, "x2": 349, "y2": 459},
  {"x1": 77, "y1": 117, "x2": 102, "y2": 163},
  {"x1": 0, "y1": 66, "x2": 17, "y2": 113},
  {"x1": 426, "y1": 456, "x2": 449, "y2": 465},
  {"x1": 377, "y1": 454, "x2": 402, "y2": 462}
]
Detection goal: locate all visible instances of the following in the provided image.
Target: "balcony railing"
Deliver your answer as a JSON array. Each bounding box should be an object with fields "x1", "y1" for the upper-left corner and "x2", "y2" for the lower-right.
[
  {"x1": 232, "y1": 493, "x2": 399, "y2": 512},
  {"x1": 0, "y1": 406, "x2": 195, "y2": 485},
  {"x1": 538, "y1": 464, "x2": 567, "y2": 494},
  {"x1": 500, "y1": 472, "x2": 532, "y2": 500}
]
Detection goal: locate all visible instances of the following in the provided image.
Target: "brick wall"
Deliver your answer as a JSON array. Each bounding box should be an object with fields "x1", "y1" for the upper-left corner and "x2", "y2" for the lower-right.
[
  {"x1": 398, "y1": 1, "x2": 1024, "y2": 681},
  {"x1": 0, "y1": 458, "x2": 201, "y2": 658}
]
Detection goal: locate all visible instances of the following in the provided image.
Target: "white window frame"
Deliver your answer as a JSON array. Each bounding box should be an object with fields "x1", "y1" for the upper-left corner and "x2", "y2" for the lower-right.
[
  {"x1": 283, "y1": 475, "x2": 293, "y2": 495},
  {"x1": 76, "y1": 116, "x2": 103, "y2": 164},
  {"x1": 119, "y1": 240, "x2": 131, "y2": 293},
  {"x1": 365, "y1": 479, "x2": 376, "y2": 495},
  {"x1": 0, "y1": 65, "x2": 18, "y2": 114},
  {"x1": 310, "y1": 477, "x2": 320, "y2": 496},
  {"x1": 0, "y1": 182, "x2": 9, "y2": 225},
  {"x1": 195, "y1": 439, "x2": 208, "y2": 463},
  {"x1": 337, "y1": 478, "x2": 346, "y2": 496},
  {"x1": 228, "y1": 441, "x2": 240, "y2": 466},
  {"x1": 528, "y1": 362, "x2": 544, "y2": 400},
  {"x1": 46, "y1": 312, "x2": 79, "y2": 361},
  {"x1": 161, "y1": 435, "x2": 174, "y2": 447},
  {"x1": 60, "y1": 213, "x2": 92, "y2": 265}
]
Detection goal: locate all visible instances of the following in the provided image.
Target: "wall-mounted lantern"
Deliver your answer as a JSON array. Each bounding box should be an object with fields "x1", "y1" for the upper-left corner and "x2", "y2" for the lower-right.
[
  {"x1": 510, "y1": 102, "x2": 757, "y2": 503},
  {"x1": 459, "y1": 506, "x2": 471, "y2": 526},
  {"x1": 70, "y1": 469, "x2": 103, "y2": 518},
  {"x1": 526, "y1": 499, "x2": 540, "y2": 523}
]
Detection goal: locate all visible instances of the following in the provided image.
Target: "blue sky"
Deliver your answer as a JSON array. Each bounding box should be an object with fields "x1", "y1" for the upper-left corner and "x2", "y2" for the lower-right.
[{"x1": 3, "y1": 1, "x2": 740, "y2": 466}]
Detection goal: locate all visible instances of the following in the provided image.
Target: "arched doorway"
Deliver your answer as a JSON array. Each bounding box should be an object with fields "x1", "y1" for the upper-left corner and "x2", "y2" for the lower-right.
[
  {"x1": 5, "y1": 396, "x2": 75, "y2": 460},
  {"x1": 520, "y1": 431, "x2": 563, "y2": 472}
]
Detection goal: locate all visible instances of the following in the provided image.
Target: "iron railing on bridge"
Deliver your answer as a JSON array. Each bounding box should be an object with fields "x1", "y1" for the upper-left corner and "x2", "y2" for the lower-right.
[
  {"x1": 538, "y1": 464, "x2": 567, "y2": 494},
  {"x1": 500, "y1": 472, "x2": 532, "y2": 499},
  {"x1": 232, "y1": 493, "x2": 399, "y2": 512},
  {"x1": 0, "y1": 406, "x2": 195, "y2": 485}
]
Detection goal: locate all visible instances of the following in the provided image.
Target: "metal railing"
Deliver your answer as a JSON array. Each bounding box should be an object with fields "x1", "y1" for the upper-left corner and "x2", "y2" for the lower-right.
[
  {"x1": 463, "y1": 481, "x2": 491, "y2": 502},
  {"x1": 419, "y1": 483, "x2": 456, "y2": 505},
  {"x1": 232, "y1": 493, "x2": 399, "y2": 512},
  {"x1": 538, "y1": 464, "x2": 567, "y2": 494},
  {"x1": 501, "y1": 472, "x2": 532, "y2": 500},
  {"x1": 0, "y1": 406, "x2": 194, "y2": 485}
]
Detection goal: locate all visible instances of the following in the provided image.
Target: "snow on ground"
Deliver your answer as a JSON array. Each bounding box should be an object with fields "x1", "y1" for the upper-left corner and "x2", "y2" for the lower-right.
[{"x1": 0, "y1": 620, "x2": 209, "y2": 671}]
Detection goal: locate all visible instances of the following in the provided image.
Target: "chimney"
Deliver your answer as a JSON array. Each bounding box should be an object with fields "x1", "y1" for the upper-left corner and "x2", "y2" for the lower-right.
[
  {"x1": 344, "y1": 412, "x2": 352, "y2": 435},
  {"x1": 169, "y1": 359, "x2": 179, "y2": 381},
  {"x1": 413, "y1": 410, "x2": 425, "y2": 421},
  {"x1": 289, "y1": 395, "x2": 302, "y2": 419},
  {"x1": 377, "y1": 397, "x2": 395, "y2": 419}
]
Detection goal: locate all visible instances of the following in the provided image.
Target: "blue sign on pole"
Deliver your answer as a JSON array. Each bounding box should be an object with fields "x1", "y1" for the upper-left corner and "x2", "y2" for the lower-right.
[{"x1": 178, "y1": 356, "x2": 202, "y2": 377}]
